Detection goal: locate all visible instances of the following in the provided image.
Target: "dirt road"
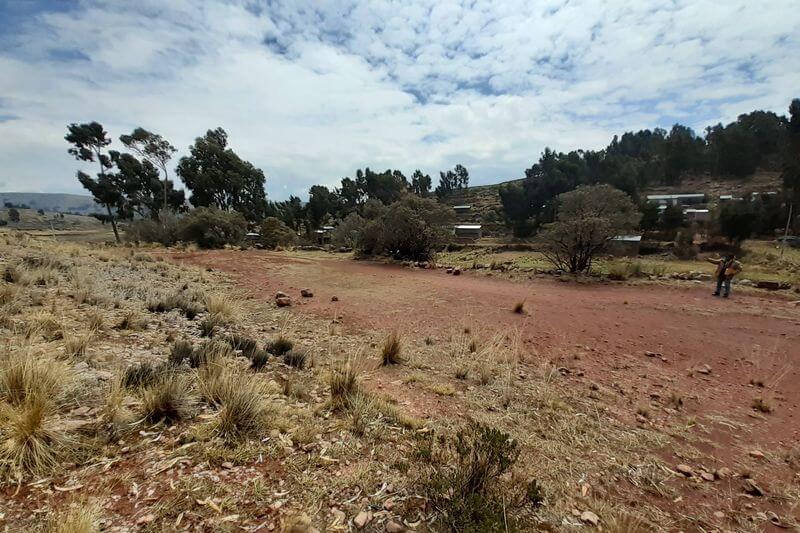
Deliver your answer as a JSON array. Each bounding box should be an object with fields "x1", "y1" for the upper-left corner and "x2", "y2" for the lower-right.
[{"x1": 172, "y1": 249, "x2": 800, "y2": 520}]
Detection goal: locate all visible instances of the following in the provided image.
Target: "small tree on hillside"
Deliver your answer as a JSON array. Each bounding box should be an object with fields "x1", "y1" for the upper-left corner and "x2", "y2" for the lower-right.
[
  {"x1": 717, "y1": 202, "x2": 757, "y2": 248},
  {"x1": 540, "y1": 185, "x2": 640, "y2": 273},
  {"x1": 8, "y1": 208, "x2": 20, "y2": 223}
]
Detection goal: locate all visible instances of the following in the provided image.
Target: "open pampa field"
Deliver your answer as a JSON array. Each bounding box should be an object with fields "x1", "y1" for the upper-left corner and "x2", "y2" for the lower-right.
[{"x1": 1, "y1": 233, "x2": 799, "y2": 532}]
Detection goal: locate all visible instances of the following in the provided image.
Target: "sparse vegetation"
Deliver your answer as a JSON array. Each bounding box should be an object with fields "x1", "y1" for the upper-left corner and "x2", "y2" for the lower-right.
[
  {"x1": 266, "y1": 336, "x2": 294, "y2": 356},
  {"x1": 140, "y1": 372, "x2": 194, "y2": 423},
  {"x1": 380, "y1": 332, "x2": 403, "y2": 365},
  {"x1": 282, "y1": 348, "x2": 308, "y2": 369}
]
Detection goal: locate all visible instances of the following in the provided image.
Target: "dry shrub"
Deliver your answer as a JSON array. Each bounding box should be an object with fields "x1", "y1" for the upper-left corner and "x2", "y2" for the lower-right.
[
  {"x1": 227, "y1": 334, "x2": 258, "y2": 357},
  {"x1": 63, "y1": 334, "x2": 91, "y2": 358},
  {"x1": 24, "y1": 312, "x2": 63, "y2": 341},
  {"x1": 146, "y1": 291, "x2": 203, "y2": 319},
  {"x1": 86, "y1": 311, "x2": 104, "y2": 333},
  {"x1": 99, "y1": 380, "x2": 135, "y2": 439},
  {"x1": 121, "y1": 361, "x2": 169, "y2": 390},
  {"x1": 197, "y1": 360, "x2": 231, "y2": 406},
  {"x1": 250, "y1": 349, "x2": 270, "y2": 370},
  {"x1": 199, "y1": 313, "x2": 224, "y2": 337},
  {"x1": 169, "y1": 339, "x2": 195, "y2": 366},
  {"x1": 190, "y1": 340, "x2": 233, "y2": 368},
  {"x1": 283, "y1": 348, "x2": 308, "y2": 369},
  {"x1": 513, "y1": 301, "x2": 525, "y2": 314},
  {"x1": 267, "y1": 336, "x2": 294, "y2": 356},
  {"x1": 48, "y1": 501, "x2": 101, "y2": 533},
  {"x1": 381, "y1": 331, "x2": 403, "y2": 365},
  {"x1": 114, "y1": 309, "x2": 146, "y2": 331},
  {"x1": 0, "y1": 393, "x2": 68, "y2": 477},
  {"x1": 329, "y1": 358, "x2": 360, "y2": 409},
  {"x1": 213, "y1": 373, "x2": 272, "y2": 442},
  {"x1": 203, "y1": 293, "x2": 239, "y2": 323},
  {"x1": 0, "y1": 284, "x2": 20, "y2": 306},
  {"x1": 0, "y1": 350, "x2": 70, "y2": 406},
  {"x1": 140, "y1": 372, "x2": 195, "y2": 423},
  {"x1": 752, "y1": 397, "x2": 772, "y2": 413}
]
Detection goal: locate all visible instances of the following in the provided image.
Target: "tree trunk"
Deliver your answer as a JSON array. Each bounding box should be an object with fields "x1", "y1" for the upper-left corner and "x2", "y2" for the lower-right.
[
  {"x1": 106, "y1": 203, "x2": 120, "y2": 243},
  {"x1": 780, "y1": 201, "x2": 794, "y2": 258}
]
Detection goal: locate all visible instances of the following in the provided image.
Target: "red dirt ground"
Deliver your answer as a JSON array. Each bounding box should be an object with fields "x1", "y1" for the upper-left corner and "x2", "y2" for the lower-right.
[{"x1": 171, "y1": 249, "x2": 800, "y2": 525}]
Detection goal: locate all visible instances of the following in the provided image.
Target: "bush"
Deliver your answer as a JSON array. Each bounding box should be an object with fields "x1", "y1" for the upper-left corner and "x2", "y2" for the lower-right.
[
  {"x1": 283, "y1": 348, "x2": 308, "y2": 369},
  {"x1": 213, "y1": 372, "x2": 271, "y2": 442},
  {"x1": 259, "y1": 217, "x2": 296, "y2": 249},
  {"x1": 126, "y1": 212, "x2": 181, "y2": 245},
  {"x1": 179, "y1": 207, "x2": 247, "y2": 249},
  {"x1": 122, "y1": 361, "x2": 168, "y2": 390},
  {"x1": 540, "y1": 185, "x2": 640, "y2": 273},
  {"x1": 331, "y1": 212, "x2": 368, "y2": 249},
  {"x1": 0, "y1": 394, "x2": 67, "y2": 477},
  {"x1": 356, "y1": 196, "x2": 454, "y2": 261},
  {"x1": 266, "y1": 336, "x2": 293, "y2": 356},
  {"x1": 249, "y1": 349, "x2": 270, "y2": 370},
  {"x1": 426, "y1": 422, "x2": 532, "y2": 532},
  {"x1": 169, "y1": 339, "x2": 195, "y2": 366}
]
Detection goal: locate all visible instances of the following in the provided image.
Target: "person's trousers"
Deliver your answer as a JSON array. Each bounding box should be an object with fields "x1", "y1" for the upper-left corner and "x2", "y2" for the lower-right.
[{"x1": 715, "y1": 276, "x2": 731, "y2": 296}]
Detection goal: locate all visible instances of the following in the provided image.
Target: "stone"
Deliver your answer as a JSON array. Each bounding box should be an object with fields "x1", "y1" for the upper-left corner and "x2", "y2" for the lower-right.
[
  {"x1": 748, "y1": 450, "x2": 765, "y2": 459},
  {"x1": 300, "y1": 288, "x2": 313, "y2": 297},
  {"x1": 713, "y1": 511, "x2": 725, "y2": 519},
  {"x1": 580, "y1": 510, "x2": 600, "y2": 526},
  {"x1": 383, "y1": 498, "x2": 395, "y2": 511},
  {"x1": 331, "y1": 296, "x2": 339, "y2": 302},
  {"x1": 700, "y1": 471, "x2": 715, "y2": 482},
  {"x1": 445, "y1": 268, "x2": 454, "y2": 274},
  {"x1": 385, "y1": 520, "x2": 405, "y2": 532},
  {"x1": 276, "y1": 296, "x2": 292, "y2": 307},
  {"x1": 696, "y1": 364, "x2": 712, "y2": 375},
  {"x1": 136, "y1": 514, "x2": 155, "y2": 525},
  {"x1": 756, "y1": 280, "x2": 781, "y2": 290},
  {"x1": 453, "y1": 267, "x2": 462, "y2": 276},
  {"x1": 644, "y1": 351, "x2": 661, "y2": 357},
  {"x1": 275, "y1": 291, "x2": 289, "y2": 299},
  {"x1": 353, "y1": 510, "x2": 372, "y2": 529},
  {"x1": 715, "y1": 467, "x2": 732, "y2": 479},
  {"x1": 675, "y1": 464, "x2": 694, "y2": 477},
  {"x1": 743, "y1": 478, "x2": 764, "y2": 496}
]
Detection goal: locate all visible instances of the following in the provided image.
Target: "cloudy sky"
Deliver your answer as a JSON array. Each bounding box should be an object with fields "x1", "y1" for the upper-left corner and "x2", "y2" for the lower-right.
[{"x1": 0, "y1": 0, "x2": 798, "y2": 200}]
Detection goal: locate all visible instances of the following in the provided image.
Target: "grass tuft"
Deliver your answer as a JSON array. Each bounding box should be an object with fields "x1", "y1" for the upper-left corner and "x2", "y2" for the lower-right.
[
  {"x1": 513, "y1": 301, "x2": 525, "y2": 314},
  {"x1": 266, "y1": 336, "x2": 293, "y2": 356},
  {"x1": 0, "y1": 393, "x2": 68, "y2": 477},
  {"x1": 140, "y1": 372, "x2": 195, "y2": 423},
  {"x1": 380, "y1": 332, "x2": 403, "y2": 365},
  {"x1": 283, "y1": 348, "x2": 308, "y2": 369},
  {"x1": 48, "y1": 501, "x2": 101, "y2": 533}
]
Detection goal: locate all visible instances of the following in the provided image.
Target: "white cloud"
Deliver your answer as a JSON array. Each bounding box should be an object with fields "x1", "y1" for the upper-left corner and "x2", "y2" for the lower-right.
[{"x1": 0, "y1": 0, "x2": 797, "y2": 199}]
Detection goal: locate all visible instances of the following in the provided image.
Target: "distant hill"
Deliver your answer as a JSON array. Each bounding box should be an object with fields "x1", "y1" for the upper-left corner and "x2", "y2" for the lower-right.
[
  {"x1": 442, "y1": 171, "x2": 784, "y2": 228},
  {"x1": 0, "y1": 192, "x2": 103, "y2": 215}
]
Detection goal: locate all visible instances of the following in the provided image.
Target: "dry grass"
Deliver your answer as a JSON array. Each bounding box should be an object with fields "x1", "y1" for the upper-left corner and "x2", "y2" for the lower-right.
[
  {"x1": 199, "y1": 313, "x2": 224, "y2": 337},
  {"x1": 169, "y1": 339, "x2": 195, "y2": 366},
  {"x1": 48, "y1": 501, "x2": 101, "y2": 533},
  {"x1": 380, "y1": 331, "x2": 403, "y2": 365},
  {"x1": 752, "y1": 397, "x2": 773, "y2": 413},
  {"x1": 0, "y1": 393, "x2": 68, "y2": 477},
  {"x1": 86, "y1": 310, "x2": 104, "y2": 333},
  {"x1": 63, "y1": 333, "x2": 91, "y2": 358},
  {"x1": 213, "y1": 372, "x2": 273, "y2": 442},
  {"x1": 267, "y1": 336, "x2": 294, "y2": 356},
  {"x1": 0, "y1": 350, "x2": 70, "y2": 406},
  {"x1": 328, "y1": 357, "x2": 360, "y2": 409},
  {"x1": 203, "y1": 293, "x2": 239, "y2": 323},
  {"x1": 114, "y1": 309, "x2": 146, "y2": 330},
  {"x1": 283, "y1": 348, "x2": 308, "y2": 369},
  {"x1": 140, "y1": 372, "x2": 195, "y2": 423}
]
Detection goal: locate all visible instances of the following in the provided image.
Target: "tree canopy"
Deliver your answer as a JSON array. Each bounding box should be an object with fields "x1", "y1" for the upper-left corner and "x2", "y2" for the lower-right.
[{"x1": 176, "y1": 128, "x2": 268, "y2": 223}]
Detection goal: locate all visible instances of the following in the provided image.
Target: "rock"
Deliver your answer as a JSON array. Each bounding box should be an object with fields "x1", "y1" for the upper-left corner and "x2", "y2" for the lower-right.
[
  {"x1": 353, "y1": 510, "x2": 372, "y2": 529},
  {"x1": 383, "y1": 498, "x2": 395, "y2": 511},
  {"x1": 743, "y1": 478, "x2": 765, "y2": 496},
  {"x1": 696, "y1": 364, "x2": 712, "y2": 375},
  {"x1": 331, "y1": 296, "x2": 339, "y2": 302},
  {"x1": 453, "y1": 267, "x2": 461, "y2": 276},
  {"x1": 136, "y1": 514, "x2": 155, "y2": 525},
  {"x1": 445, "y1": 267, "x2": 454, "y2": 274},
  {"x1": 748, "y1": 449, "x2": 765, "y2": 459},
  {"x1": 675, "y1": 464, "x2": 694, "y2": 477},
  {"x1": 700, "y1": 471, "x2": 715, "y2": 482},
  {"x1": 644, "y1": 351, "x2": 662, "y2": 357},
  {"x1": 300, "y1": 288, "x2": 313, "y2": 298},
  {"x1": 580, "y1": 510, "x2": 600, "y2": 526},
  {"x1": 221, "y1": 461, "x2": 233, "y2": 469},
  {"x1": 276, "y1": 296, "x2": 292, "y2": 307},
  {"x1": 756, "y1": 280, "x2": 781, "y2": 290},
  {"x1": 713, "y1": 511, "x2": 725, "y2": 519},
  {"x1": 275, "y1": 291, "x2": 289, "y2": 299},
  {"x1": 715, "y1": 467, "x2": 732, "y2": 479},
  {"x1": 385, "y1": 520, "x2": 406, "y2": 532}
]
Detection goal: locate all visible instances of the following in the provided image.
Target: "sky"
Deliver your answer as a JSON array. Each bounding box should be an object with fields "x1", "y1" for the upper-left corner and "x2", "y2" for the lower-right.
[{"x1": 0, "y1": 0, "x2": 798, "y2": 200}]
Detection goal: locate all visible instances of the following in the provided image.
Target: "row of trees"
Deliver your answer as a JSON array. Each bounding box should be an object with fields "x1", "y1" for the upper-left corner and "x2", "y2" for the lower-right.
[
  {"x1": 67, "y1": 121, "x2": 470, "y2": 248},
  {"x1": 500, "y1": 101, "x2": 800, "y2": 237}
]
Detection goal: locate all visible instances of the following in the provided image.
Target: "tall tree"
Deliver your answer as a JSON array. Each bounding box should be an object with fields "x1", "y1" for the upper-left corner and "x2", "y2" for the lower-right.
[
  {"x1": 410, "y1": 170, "x2": 432, "y2": 197},
  {"x1": 65, "y1": 122, "x2": 121, "y2": 242},
  {"x1": 119, "y1": 128, "x2": 177, "y2": 212},
  {"x1": 306, "y1": 185, "x2": 337, "y2": 229},
  {"x1": 781, "y1": 98, "x2": 800, "y2": 249},
  {"x1": 435, "y1": 164, "x2": 469, "y2": 199},
  {"x1": 110, "y1": 151, "x2": 185, "y2": 219},
  {"x1": 176, "y1": 128, "x2": 268, "y2": 223}
]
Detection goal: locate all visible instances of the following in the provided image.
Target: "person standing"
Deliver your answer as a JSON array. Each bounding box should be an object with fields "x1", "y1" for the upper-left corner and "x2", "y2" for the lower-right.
[{"x1": 707, "y1": 253, "x2": 742, "y2": 297}]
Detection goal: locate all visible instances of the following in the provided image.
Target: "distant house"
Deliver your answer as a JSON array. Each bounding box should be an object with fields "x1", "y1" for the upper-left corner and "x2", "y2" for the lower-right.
[
  {"x1": 453, "y1": 205, "x2": 472, "y2": 215},
  {"x1": 454, "y1": 224, "x2": 482, "y2": 240},
  {"x1": 750, "y1": 191, "x2": 778, "y2": 201},
  {"x1": 719, "y1": 194, "x2": 743, "y2": 202},
  {"x1": 646, "y1": 194, "x2": 705, "y2": 206},
  {"x1": 607, "y1": 235, "x2": 642, "y2": 256},
  {"x1": 683, "y1": 208, "x2": 710, "y2": 222}
]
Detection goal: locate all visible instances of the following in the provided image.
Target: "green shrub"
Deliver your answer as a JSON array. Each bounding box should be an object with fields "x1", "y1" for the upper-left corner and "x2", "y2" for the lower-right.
[
  {"x1": 426, "y1": 422, "x2": 536, "y2": 532},
  {"x1": 259, "y1": 217, "x2": 296, "y2": 249},
  {"x1": 126, "y1": 212, "x2": 181, "y2": 245},
  {"x1": 179, "y1": 207, "x2": 247, "y2": 249}
]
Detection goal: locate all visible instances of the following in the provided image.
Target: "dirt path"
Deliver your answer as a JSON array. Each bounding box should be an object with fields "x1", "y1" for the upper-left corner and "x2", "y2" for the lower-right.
[{"x1": 172, "y1": 249, "x2": 800, "y2": 515}]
